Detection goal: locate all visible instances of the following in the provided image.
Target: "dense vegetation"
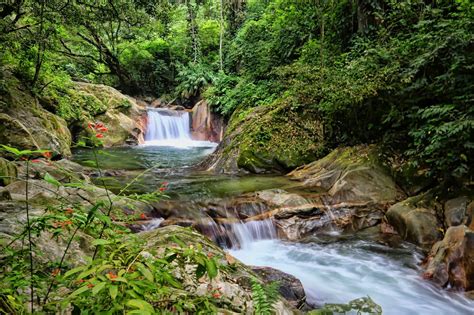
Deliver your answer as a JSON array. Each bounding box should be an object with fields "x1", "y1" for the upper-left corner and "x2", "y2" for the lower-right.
[
  {"x1": 1, "y1": 1, "x2": 473, "y2": 313},
  {"x1": 1, "y1": 0, "x2": 472, "y2": 185}
]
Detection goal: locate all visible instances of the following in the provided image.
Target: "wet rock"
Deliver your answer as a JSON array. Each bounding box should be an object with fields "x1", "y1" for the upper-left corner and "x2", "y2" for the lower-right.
[
  {"x1": 444, "y1": 196, "x2": 471, "y2": 227},
  {"x1": 0, "y1": 158, "x2": 17, "y2": 186},
  {"x1": 423, "y1": 225, "x2": 474, "y2": 291},
  {"x1": 274, "y1": 202, "x2": 384, "y2": 240},
  {"x1": 386, "y1": 192, "x2": 442, "y2": 247},
  {"x1": 191, "y1": 100, "x2": 223, "y2": 142},
  {"x1": 251, "y1": 266, "x2": 307, "y2": 309}
]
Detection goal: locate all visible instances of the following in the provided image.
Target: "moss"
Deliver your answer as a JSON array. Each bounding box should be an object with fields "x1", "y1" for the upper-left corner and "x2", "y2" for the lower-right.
[
  {"x1": 208, "y1": 99, "x2": 325, "y2": 173},
  {"x1": 0, "y1": 158, "x2": 17, "y2": 186},
  {"x1": 0, "y1": 71, "x2": 72, "y2": 157}
]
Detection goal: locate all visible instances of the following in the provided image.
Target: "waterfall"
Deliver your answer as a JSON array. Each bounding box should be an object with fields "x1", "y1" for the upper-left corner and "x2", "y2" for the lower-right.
[
  {"x1": 200, "y1": 219, "x2": 278, "y2": 249},
  {"x1": 144, "y1": 108, "x2": 218, "y2": 148},
  {"x1": 145, "y1": 109, "x2": 191, "y2": 141}
]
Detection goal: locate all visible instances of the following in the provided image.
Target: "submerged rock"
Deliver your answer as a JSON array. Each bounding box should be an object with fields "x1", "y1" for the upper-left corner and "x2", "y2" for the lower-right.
[
  {"x1": 199, "y1": 103, "x2": 324, "y2": 174},
  {"x1": 423, "y1": 225, "x2": 474, "y2": 292}
]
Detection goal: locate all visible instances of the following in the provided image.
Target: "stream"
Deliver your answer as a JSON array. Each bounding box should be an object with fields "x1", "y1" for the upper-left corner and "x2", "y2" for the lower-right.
[{"x1": 73, "y1": 109, "x2": 474, "y2": 314}]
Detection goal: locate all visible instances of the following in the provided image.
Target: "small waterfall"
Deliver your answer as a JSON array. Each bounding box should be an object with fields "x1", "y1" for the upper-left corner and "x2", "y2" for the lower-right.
[
  {"x1": 200, "y1": 219, "x2": 278, "y2": 249},
  {"x1": 145, "y1": 109, "x2": 191, "y2": 142}
]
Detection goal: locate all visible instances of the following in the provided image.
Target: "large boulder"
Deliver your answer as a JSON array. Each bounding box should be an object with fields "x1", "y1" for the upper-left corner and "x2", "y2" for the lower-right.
[
  {"x1": 386, "y1": 192, "x2": 442, "y2": 247},
  {"x1": 191, "y1": 100, "x2": 223, "y2": 142},
  {"x1": 142, "y1": 226, "x2": 298, "y2": 314},
  {"x1": 0, "y1": 71, "x2": 72, "y2": 157},
  {"x1": 199, "y1": 102, "x2": 325, "y2": 174},
  {"x1": 444, "y1": 196, "x2": 472, "y2": 228},
  {"x1": 289, "y1": 145, "x2": 405, "y2": 205},
  {"x1": 423, "y1": 225, "x2": 474, "y2": 292},
  {"x1": 70, "y1": 82, "x2": 147, "y2": 146}
]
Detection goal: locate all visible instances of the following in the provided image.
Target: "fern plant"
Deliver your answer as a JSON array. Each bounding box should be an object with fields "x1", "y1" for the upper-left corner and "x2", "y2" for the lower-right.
[{"x1": 250, "y1": 277, "x2": 279, "y2": 315}]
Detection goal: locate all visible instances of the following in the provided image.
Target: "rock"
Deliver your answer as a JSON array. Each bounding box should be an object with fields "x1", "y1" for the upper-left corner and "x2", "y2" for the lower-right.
[
  {"x1": 274, "y1": 202, "x2": 384, "y2": 240},
  {"x1": 251, "y1": 266, "x2": 307, "y2": 309},
  {"x1": 0, "y1": 70, "x2": 72, "y2": 158},
  {"x1": 386, "y1": 192, "x2": 442, "y2": 247},
  {"x1": 191, "y1": 100, "x2": 223, "y2": 142},
  {"x1": 423, "y1": 225, "x2": 474, "y2": 291},
  {"x1": 142, "y1": 225, "x2": 298, "y2": 314},
  {"x1": 444, "y1": 196, "x2": 471, "y2": 227},
  {"x1": 0, "y1": 187, "x2": 11, "y2": 201},
  {"x1": 289, "y1": 145, "x2": 405, "y2": 205},
  {"x1": 0, "y1": 157, "x2": 17, "y2": 186},
  {"x1": 16, "y1": 159, "x2": 91, "y2": 184},
  {"x1": 72, "y1": 82, "x2": 146, "y2": 146},
  {"x1": 199, "y1": 103, "x2": 324, "y2": 174}
]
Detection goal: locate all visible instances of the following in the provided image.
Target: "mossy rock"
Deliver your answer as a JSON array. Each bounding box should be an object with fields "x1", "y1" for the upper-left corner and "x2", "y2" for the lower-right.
[
  {"x1": 386, "y1": 191, "x2": 443, "y2": 248},
  {"x1": 289, "y1": 145, "x2": 406, "y2": 205},
  {"x1": 0, "y1": 158, "x2": 17, "y2": 186},
  {"x1": 200, "y1": 101, "x2": 325, "y2": 174},
  {"x1": 0, "y1": 71, "x2": 72, "y2": 157}
]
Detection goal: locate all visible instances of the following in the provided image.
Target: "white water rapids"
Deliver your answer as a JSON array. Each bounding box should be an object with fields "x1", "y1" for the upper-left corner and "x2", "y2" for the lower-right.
[{"x1": 225, "y1": 220, "x2": 474, "y2": 315}]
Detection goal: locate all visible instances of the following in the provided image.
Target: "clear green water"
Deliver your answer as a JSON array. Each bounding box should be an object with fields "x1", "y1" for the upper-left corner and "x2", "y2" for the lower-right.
[{"x1": 72, "y1": 146, "x2": 297, "y2": 199}]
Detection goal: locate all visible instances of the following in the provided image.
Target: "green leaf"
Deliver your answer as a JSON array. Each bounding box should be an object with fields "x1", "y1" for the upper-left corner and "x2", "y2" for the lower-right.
[
  {"x1": 109, "y1": 285, "x2": 118, "y2": 300},
  {"x1": 64, "y1": 266, "x2": 85, "y2": 278},
  {"x1": 92, "y1": 239, "x2": 113, "y2": 246},
  {"x1": 92, "y1": 282, "x2": 107, "y2": 296},
  {"x1": 205, "y1": 258, "x2": 218, "y2": 279},
  {"x1": 69, "y1": 285, "x2": 90, "y2": 298},
  {"x1": 136, "y1": 262, "x2": 153, "y2": 282},
  {"x1": 126, "y1": 299, "x2": 154, "y2": 313},
  {"x1": 44, "y1": 172, "x2": 61, "y2": 188}
]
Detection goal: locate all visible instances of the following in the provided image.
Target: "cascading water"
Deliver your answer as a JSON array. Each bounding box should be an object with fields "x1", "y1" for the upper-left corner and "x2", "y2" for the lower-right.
[{"x1": 144, "y1": 108, "x2": 217, "y2": 148}]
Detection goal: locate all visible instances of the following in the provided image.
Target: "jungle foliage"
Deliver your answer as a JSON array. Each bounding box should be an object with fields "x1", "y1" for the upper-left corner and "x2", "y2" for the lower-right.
[{"x1": 0, "y1": 0, "x2": 472, "y2": 182}]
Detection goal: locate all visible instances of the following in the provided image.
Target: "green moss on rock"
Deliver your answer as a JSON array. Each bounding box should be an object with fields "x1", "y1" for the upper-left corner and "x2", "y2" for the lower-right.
[
  {"x1": 0, "y1": 70, "x2": 72, "y2": 157},
  {"x1": 201, "y1": 100, "x2": 325, "y2": 173},
  {"x1": 0, "y1": 158, "x2": 17, "y2": 186}
]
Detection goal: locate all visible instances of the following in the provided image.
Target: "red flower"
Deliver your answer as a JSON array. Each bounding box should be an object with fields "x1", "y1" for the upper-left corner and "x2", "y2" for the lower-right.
[
  {"x1": 212, "y1": 292, "x2": 221, "y2": 299},
  {"x1": 107, "y1": 272, "x2": 118, "y2": 280},
  {"x1": 42, "y1": 151, "x2": 52, "y2": 159},
  {"x1": 76, "y1": 279, "x2": 86, "y2": 284},
  {"x1": 65, "y1": 208, "x2": 74, "y2": 215},
  {"x1": 140, "y1": 213, "x2": 147, "y2": 220},
  {"x1": 51, "y1": 268, "x2": 61, "y2": 277},
  {"x1": 97, "y1": 126, "x2": 108, "y2": 132},
  {"x1": 31, "y1": 159, "x2": 41, "y2": 163},
  {"x1": 95, "y1": 133, "x2": 104, "y2": 138},
  {"x1": 159, "y1": 187, "x2": 166, "y2": 192},
  {"x1": 87, "y1": 122, "x2": 94, "y2": 129}
]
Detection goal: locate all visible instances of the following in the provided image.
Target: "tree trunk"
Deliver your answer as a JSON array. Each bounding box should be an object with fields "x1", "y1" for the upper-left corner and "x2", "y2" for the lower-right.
[{"x1": 219, "y1": 0, "x2": 224, "y2": 71}]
